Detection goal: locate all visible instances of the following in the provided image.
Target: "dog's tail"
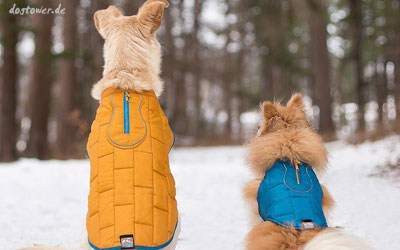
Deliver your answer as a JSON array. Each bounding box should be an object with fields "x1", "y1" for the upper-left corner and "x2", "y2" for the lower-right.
[{"x1": 302, "y1": 228, "x2": 373, "y2": 250}]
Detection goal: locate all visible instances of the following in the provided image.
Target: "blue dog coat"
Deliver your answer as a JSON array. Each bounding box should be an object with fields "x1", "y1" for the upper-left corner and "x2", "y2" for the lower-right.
[{"x1": 257, "y1": 160, "x2": 328, "y2": 230}]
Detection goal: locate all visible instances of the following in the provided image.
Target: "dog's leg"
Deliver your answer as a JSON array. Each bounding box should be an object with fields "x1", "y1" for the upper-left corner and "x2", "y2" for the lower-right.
[
  {"x1": 243, "y1": 179, "x2": 264, "y2": 227},
  {"x1": 320, "y1": 184, "x2": 335, "y2": 219}
]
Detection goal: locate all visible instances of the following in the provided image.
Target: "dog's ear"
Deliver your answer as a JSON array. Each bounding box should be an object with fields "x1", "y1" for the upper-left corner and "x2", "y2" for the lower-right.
[
  {"x1": 137, "y1": 0, "x2": 169, "y2": 35},
  {"x1": 287, "y1": 93, "x2": 304, "y2": 111},
  {"x1": 94, "y1": 5, "x2": 123, "y2": 38},
  {"x1": 262, "y1": 102, "x2": 278, "y2": 121}
]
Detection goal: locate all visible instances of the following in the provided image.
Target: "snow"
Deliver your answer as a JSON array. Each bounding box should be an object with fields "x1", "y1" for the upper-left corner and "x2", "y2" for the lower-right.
[{"x1": 1, "y1": 137, "x2": 400, "y2": 250}]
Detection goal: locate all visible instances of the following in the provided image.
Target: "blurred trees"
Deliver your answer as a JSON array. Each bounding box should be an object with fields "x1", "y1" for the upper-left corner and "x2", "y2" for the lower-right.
[
  {"x1": 0, "y1": 0, "x2": 21, "y2": 162},
  {"x1": 308, "y1": 0, "x2": 335, "y2": 137},
  {"x1": 0, "y1": 0, "x2": 399, "y2": 161},
  {"x1": 349, "y1": 0, "x2": 367, "y2": 133},
  {"x1": 56, "y1": 0, "x2": 79, "y2": 158},
  {"x1": 25, "y1": 0, "x2": 54, "y2": 159},
  {"x1": 123, "y1": 0, "x2": 142, "y2": 15}
]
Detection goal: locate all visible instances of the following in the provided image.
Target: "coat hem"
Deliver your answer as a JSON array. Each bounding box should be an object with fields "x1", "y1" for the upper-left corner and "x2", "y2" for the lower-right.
[{"x1": 88, "y1": 220, "x2": 179, "y2": 250}]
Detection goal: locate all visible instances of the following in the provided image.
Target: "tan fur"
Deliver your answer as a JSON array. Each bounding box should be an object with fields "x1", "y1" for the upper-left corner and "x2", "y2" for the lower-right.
[
  {"x1": 246, "y1": 222, "x2": 322, "y2": 250},
  {"x1": 92, "y1": 1, "x2": 169, "y2": 100},
  {"x1": 321, "y1": 184, "x2": 335, "y2": 217},
  {"x1": 244, "y1": 94, "x2": 335, "y2": 250},
  {"x1": 247, "y1": 94, "x2": 328, "y2": 177},
  {"x1": 243, "y1": 179, "x2": 264, "y2": 226}
]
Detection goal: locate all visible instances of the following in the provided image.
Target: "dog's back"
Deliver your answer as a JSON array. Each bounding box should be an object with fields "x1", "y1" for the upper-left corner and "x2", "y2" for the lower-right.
[
  {"x1": 87, "y1": 89, "x2": 178, "y2": 249},
  {"x1": 244, "y1": 94, "x2": 371, "y2": 250}
]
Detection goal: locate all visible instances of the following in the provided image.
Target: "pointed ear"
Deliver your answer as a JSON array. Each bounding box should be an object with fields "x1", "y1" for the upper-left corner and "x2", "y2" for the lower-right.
[
  {"x1": 287, "y1": 93, "x2": 304, "y2": 110},
  {"x1": 137, "y1": 0, "x2": 169, "y2": 34},
  {"x1": 94, "y1": 6, "x2": 123, "y2": 38},
  {"x1": 262, "y1": 102, "x2": 278, "y2": 121}
]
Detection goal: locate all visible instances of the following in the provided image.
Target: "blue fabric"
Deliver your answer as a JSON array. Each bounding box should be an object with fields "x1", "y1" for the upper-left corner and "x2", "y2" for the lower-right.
[
  {"x1": 257, "y1": 160, "x2": 328, "y2": 230},
  {"x1": 123, "y1": 92, "x2": 130, "y2": 134},
  {"x1": 88, "y1": 221, "x2": 178, "y2": 250}
]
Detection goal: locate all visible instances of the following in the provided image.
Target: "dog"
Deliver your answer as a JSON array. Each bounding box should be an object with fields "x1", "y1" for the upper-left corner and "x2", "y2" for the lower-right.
[
  {"x1": 243, "y1": 94, "x2": 372, "y2": 250},
  {"x1": 20, "y1": 1, "x2": 180, "y2": 250}
]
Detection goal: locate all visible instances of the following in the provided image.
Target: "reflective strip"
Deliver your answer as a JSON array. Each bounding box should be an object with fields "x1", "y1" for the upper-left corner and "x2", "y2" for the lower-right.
[
  {"x1": 108, "y1": 94, "x2": 147, "y2": 148},
  {"x1": 123, "y1": 92, "x2": 130, "y2": 134}
]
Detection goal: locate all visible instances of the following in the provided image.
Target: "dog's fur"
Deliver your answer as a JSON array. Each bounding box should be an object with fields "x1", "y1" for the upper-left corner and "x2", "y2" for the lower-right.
[
  {"x1": 91, "y1": 0, "x2": 169, "y2": 100},
  {"x1": 19, "y1": 1, "x2": 179, "y2": 250},
  {"x1": 243, "y1": 94, "x2": 371, "y2": 250}
]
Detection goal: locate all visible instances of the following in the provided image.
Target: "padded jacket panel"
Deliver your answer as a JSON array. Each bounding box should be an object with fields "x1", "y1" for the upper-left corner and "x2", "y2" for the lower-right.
[{"x1": 87, "y1": 88, "x2": 178, "y2": 250}]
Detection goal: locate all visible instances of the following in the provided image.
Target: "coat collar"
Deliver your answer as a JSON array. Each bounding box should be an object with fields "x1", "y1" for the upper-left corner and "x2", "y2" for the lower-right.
[
  {"x1": 247, "y1": 127, "x2": 328, "y2": 177},
  {"x1": 101, "y1": 88, "x2": 156, "y2": 100}
]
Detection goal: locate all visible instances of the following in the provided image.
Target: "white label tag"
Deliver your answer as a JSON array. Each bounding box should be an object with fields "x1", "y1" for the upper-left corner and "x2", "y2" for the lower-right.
[
  {"x1": 120, "y1": 235, "x2": 134, "y2": 249},
  {"x1": 302, "y1": 221, "x2": 315, "y2": 230}
]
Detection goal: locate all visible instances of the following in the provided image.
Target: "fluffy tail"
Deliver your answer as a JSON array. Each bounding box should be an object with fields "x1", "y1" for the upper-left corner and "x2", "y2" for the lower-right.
[{"x1": 303, "y1": 228, "x2": 373, "y2": 250}]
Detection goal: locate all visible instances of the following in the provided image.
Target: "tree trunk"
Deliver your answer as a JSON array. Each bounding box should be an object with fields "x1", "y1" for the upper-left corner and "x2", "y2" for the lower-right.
[
  {"x1": 84, "y1": 0, "x2": 109, "y2": 122},
  {"x1": 172, "y1": 35, "x2": 188, "y2": 135},
  {"x1": 223, "y1": 54, "x2": 233, "y2": 140},
  {"x1": 92, "y1": 0, "x2": 109, "y2": 90},
  {"x1": 263, "y1": 63, "x2": 275, "y2": 100},
  {"x1": 0, "y1": 0, "x2": 19, "y2": 162},
  {"x1": 223, "y1": 1, "x2": 233, "y2": 140},
  {"x1": 172, "y1": 0, "x2": 188, "y2": 136},
  {"x1": 123, "y1": 0, "x2": 143, "y2": 15},
  {"x1": 395, "y1": 12, "x2": 400, "y2": 125},
  {"x1": 25, "y1": 0, "x2": 55, "y2": 159},
  {"x1": 162, "y1": 0, "x2": 176, "y2": 118},
  {"x1": 308, "y1": 0, "x2": 335, "y2": 137},
  {"x1": 349, "y1": 0, "x2": 366, "y2": 133},
  {"x1": 57, "y1": 0, "x2": 79, "y2": 158},
  {"x1": 188, "y1": 0, "x2": 203, "y2": 138},
  {"x1": 376, "y1": 60, "x2": 387, "y2": 126},
  {"x1": 233, "y1": 4, "x2": 247, "y2": 142}
]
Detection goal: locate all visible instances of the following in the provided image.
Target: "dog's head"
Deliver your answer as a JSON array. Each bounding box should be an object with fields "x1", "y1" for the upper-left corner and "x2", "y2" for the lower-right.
[
  {"x1": 247, "y1": 94, "x2": 328, "y2": 176},
  {"x1": 258, "y1": 94, "x2": 310, "y2": 136},
  {"x1": 92, "y1": 1, "x2": 168, "y2": 98}
]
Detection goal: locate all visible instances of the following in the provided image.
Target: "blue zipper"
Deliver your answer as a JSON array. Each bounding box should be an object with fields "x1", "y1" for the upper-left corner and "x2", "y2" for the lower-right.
[{"x1": 123, "y1": 92, "x2": 130, "y2": 134}]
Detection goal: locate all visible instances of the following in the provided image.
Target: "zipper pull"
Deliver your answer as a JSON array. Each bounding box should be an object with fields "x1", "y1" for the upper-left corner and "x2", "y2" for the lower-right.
[
  {"x1": 125, "y1": 92, "x2": 131, "y2": 102},
  {"x1": 294, "y1": 160, "x2": 301, "y2": 185}
]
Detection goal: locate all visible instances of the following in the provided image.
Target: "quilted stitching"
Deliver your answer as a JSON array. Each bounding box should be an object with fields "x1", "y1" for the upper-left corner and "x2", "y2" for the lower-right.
[{"x1": 87, "y1": 88, "x2": 178, "y2": 249}]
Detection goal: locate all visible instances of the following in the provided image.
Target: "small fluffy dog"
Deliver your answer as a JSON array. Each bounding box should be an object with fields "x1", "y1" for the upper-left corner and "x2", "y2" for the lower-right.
[
  {"x1": 243, "y1": 94, "x2": 372, "y2": 250},
  {"x1": 20, "y1": 1, "x2": 179, "y2": 250}
]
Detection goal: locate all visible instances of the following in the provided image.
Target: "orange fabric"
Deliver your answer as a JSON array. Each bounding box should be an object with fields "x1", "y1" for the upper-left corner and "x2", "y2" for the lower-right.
[{"x1": 86, "y1": 88, "x2": 178, "y2": 249}]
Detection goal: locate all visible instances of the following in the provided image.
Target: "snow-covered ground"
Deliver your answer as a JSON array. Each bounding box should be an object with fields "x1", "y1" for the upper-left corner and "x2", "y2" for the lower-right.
[{"x1": 1, "y1": 137, "x2": 400, "y2": 250}]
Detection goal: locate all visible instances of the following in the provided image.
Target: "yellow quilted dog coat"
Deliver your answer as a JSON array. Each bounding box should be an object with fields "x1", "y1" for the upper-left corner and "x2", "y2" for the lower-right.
[{"x1": 86, "y1": 88, "x2": 178, "y2": 250}]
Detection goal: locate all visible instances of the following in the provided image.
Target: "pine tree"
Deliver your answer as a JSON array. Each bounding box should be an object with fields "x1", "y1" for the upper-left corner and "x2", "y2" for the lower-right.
[
  {"x1": 56, "y1": 0, "x2": 79, "y2": 158},
  {"x1": 25, "y1": 0, "x2": 55, "y2": 159},
  {"x1": 308, "y1": 0, "x2": 335, "y2": 137},
  {"x1": 0, "y1": 0, "x2": 20, "y2": 162}
]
